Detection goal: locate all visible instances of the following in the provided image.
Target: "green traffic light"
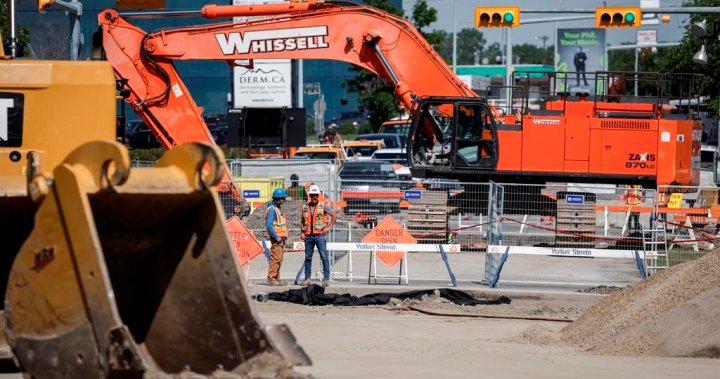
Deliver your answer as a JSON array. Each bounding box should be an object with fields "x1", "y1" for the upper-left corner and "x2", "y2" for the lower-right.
[
  {"x1": 624, "y1": 12, "x2": 635, "y2": 23},
  {"x1": 503, "y1": 12, "x2": 514, "y2": 23}
]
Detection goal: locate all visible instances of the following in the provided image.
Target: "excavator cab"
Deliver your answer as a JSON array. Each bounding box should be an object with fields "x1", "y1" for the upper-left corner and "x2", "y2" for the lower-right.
[{"x1": 408, "y1": 98, "x2": 499, "y2": 179}]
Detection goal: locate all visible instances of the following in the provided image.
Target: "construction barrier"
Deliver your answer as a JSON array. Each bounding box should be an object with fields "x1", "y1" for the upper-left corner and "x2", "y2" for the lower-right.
[{"x1": 141, "y1": 159, "x2": 717, "y2": 287}]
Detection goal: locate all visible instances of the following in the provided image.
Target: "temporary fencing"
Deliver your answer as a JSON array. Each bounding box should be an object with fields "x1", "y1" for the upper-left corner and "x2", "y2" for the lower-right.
[
  {"x1": 135, "y1": 159, "x2": 717, "y2": 287},
  {"x1": 654, "y1": 185, "x2": 718, "y2": 266}
]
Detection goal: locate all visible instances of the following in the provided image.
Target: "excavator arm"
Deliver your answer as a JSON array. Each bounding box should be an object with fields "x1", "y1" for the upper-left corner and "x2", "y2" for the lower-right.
[
  {"x1": 99, "y1": 1, "x2": 476, "y2": 112},
  {"x1": 100, "y1": 1, "x2": 502, "y2": 184}
]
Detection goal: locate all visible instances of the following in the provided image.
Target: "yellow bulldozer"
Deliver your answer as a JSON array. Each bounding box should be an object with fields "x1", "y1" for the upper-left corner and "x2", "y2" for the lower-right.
[{"x1": 0, "y1": 17, "x2": 309, "y2": 379}]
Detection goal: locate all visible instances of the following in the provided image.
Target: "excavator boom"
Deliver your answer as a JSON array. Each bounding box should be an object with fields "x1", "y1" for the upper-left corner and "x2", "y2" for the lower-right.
[
  {"x1": 99, "y1": 1, "x2": 699, "y2": 189},
  {"x1": 98, "y1": 2, "x2": 476, "y2": 149}
]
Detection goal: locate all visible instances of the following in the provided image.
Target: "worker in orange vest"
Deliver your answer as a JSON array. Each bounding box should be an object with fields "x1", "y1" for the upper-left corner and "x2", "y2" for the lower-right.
[
  {"x1": 623, "y1": 184, "x2": 645, "y2": 231},
  {"x1": 300, "y1": 185, "x2": 337, "y2": 287},
  {"x1": 265, "y1": 188, "x2": 289, "y2": 286}
]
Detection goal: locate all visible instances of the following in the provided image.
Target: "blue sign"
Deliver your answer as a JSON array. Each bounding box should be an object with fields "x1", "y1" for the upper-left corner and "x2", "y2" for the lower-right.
[
  {"x1": 404, "y1": 190, "x2": 422, "y2": 200},
  {"x1": 566, "y1": 194, "x2": 585, "y2": 204},
  {"x1": 243, "y1": 189, "x2": 261, "y2": 198}
]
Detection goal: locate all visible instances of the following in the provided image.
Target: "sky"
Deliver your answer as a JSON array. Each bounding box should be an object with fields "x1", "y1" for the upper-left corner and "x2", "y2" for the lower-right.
[{"x1": 402, "y1": 0, "x2": 692, "y2": 48}]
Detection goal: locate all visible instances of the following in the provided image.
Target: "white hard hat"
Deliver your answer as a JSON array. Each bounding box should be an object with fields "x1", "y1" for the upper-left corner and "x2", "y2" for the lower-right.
[{"x1": 308, "y1": 185, "x2": 321, "y2": 195}]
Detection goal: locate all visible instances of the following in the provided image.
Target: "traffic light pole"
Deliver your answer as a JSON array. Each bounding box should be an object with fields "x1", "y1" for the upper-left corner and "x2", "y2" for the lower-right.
[{"x1": 505, "y1": 28, "x2": 512, "y2": 106}]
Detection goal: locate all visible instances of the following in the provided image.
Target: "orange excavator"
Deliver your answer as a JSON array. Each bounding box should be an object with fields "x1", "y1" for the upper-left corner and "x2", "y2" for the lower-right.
[{"x1": 98, "y1": 0, "x2": 699, "y2": 192}]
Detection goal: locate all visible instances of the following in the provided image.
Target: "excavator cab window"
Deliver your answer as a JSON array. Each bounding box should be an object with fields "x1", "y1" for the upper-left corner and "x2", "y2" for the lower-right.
[{"x1": 409, "y1": 98, "x2": 498, "y2": 172}]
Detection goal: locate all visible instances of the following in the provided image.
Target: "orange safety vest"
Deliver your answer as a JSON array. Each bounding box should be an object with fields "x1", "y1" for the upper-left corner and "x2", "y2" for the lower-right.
[
  {"x1": 266, "y1": 205, "x2": 288, "y2": 238},
  {"x1": 625, "y1": 188, "x2": 643, "y2": 206},
  {"x1": 301, "y1": 202, "x2": 328, "y2": 235}
]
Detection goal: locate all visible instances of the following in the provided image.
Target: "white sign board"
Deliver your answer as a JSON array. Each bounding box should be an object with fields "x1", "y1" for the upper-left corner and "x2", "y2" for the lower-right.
[
  {"x1": 232, "y1": 0, "x2": 293, "y2": 108},
  {"x1": 487, "y1": 245, "x2": 646, "y2": 259},
  {"x1": 640, "y1": 0, "x2": 660, "y2": 25},
  {"x1": 233, "y1": 60, "x2": 293, "y2": 107},
  {"x1": 637, "y1": 30, "x2": 657, "y2": 47}
]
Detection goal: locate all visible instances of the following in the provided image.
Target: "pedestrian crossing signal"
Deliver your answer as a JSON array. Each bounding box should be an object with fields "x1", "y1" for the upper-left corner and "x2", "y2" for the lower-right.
[
  {"x1": 475, "y1": 7, "x2": 520, "y2": 28},
  {"x1": 595, "y1": 7, "x2": 642, "y2": 28}
]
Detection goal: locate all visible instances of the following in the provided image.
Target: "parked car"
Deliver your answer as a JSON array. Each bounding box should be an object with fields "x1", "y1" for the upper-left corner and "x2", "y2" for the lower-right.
[
  {"x1": 338, "y1": 160, "x2": 399, "y2": 189},
  {"x1": 355, "y1": 133, "x2": 406, "y2": 149},
  {"x1": 371, "y1": 148, "x2": 411, "y2": 180},
  {"x1": 343, "y1": 140, "x2": 385, "y2": 160},
  {"x1": 293, "y1": 144, "x2": 347, "y2": 170},
  {"x1": 377, "y1": 119, "x2": 410, "y2": 135},
  {"x1": 338, "y1": 160, "x2": 404, "y2": 214}
]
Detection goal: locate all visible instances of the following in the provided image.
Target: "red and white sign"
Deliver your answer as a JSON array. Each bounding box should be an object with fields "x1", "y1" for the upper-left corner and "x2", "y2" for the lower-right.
[
  {"x1": 226, "y1": 216, "x2": 263, "y2": 266},
  {"x1": 637, "y1": 30, "x2": 657, "y2": 47},
  {"x1": 362, "y1": 216, "x2": 416, "y2": 267}
]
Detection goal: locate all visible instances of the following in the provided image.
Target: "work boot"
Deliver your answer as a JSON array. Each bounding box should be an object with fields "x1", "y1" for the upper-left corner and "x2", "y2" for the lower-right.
[
  {"x1": 301, "y1": 278, "x2": 312, "y2": 286},
  {"x1": 322, "y1": 279, "x2": 330, "y2": 288},
  {"x1": 267, "y1": 279, "x2": 287, "y2": 286}
]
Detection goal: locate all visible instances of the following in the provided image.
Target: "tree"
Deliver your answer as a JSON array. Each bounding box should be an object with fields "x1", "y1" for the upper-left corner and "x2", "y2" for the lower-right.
[
  {"x1": 455, "y1": 28, "x2": 486, "y2": 65},
  {"x1": 482, "y1": 42, "x2": 503, "y2": 64},
  {"x1": 344, "y1": 0, "x2": 441, "y2": 131},
  {"x1": 1, "y1": 2, "x2": 30, "y2": 57},
  {"x1": 655, "y1": 0, "x2": 720, "y2": 115},
  {"x1": 431, "y1": 29, "x2": 452, "y2": 63},
  {"x1": 513, "y1": 43, "x2": 552, "y2": 65}
]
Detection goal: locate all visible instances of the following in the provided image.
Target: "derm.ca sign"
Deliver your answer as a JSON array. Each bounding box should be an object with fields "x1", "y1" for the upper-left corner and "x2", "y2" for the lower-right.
[
  {"x1": 233, "y1": 59, "x2": 292, "y2": 107},
  {"x1": 232, "y1": 0, "x2": 292, "y2": 108}
]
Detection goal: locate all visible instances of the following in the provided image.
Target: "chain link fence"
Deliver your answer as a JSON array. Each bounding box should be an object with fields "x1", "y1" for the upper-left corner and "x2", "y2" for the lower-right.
[{"x1": 133, "y1": 159, "x2": 717, "y2": 287}]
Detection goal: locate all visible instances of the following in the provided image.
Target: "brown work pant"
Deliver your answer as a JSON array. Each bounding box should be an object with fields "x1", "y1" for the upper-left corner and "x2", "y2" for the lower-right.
[{"x1": 267, "y1": 240, "x2": 284, "y2": 281}]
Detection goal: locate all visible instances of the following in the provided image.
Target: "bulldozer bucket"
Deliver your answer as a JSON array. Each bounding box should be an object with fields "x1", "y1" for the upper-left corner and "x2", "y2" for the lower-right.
[{"x1": 4, "y1": 141, "x2": 310, "y2": 378}]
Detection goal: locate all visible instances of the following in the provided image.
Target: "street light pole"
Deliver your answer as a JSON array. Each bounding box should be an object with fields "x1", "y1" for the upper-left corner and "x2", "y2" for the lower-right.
[{"x1": 452, "y1": 0, "x2": 457, "y2": 72}]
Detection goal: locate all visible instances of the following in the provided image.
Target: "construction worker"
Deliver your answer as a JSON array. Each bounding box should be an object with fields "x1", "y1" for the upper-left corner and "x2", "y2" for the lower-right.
[
  {"x1": 286, "y1": 173, "x2": 305, "y2": 200},
  {"x1": 265, "y1": 188, "x2": 289, "y2": 286},
  {"x1": 300, "y1": 185, "x2": 337, "y2": 287},
  {"x1": 623, "y1": 184, "x2": 645, "y2": 231},
  {"x1": 655, "y1": 189, "x2": 670, "y2": 227}
]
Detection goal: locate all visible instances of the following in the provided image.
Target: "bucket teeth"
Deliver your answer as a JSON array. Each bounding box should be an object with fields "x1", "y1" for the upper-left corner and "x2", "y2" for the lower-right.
[{"x1": 4, "y1": 142, "x2": 310, "y2": 378}]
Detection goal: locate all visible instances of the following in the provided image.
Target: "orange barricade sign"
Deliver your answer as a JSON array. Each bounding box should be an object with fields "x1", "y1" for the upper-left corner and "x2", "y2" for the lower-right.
[
  {"x1": 226, "y1": 216, "x2": 263, "y2": 266},
  {"x1": 362, "y1": 216, "x2": 416, "y2": 267}
]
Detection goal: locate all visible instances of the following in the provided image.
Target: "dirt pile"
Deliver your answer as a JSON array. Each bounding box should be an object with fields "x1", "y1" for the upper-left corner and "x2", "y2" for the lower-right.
[{"x1": 561, "y1": 251, "x2": 720, "y2": 358}]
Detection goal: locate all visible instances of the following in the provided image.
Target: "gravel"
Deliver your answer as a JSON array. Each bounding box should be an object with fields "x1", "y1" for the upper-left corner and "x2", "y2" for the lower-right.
[{"x1": 560, "y1": 251, "x2": 720, "y2": 357}]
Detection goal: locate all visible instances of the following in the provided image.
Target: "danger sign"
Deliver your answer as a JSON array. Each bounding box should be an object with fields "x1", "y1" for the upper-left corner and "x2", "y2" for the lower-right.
[
  {"x1": 226, "y1": 216, "x2": 263, "y2": 266},
  {"x1": 362, "y1": 216, "x2": 416, "y2": 267}
]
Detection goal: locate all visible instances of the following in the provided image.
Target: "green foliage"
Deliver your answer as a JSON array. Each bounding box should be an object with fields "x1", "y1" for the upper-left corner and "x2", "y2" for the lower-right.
[
  {"x1": 513, "y1": 43, "x2": 553, "y2": 65},
  {"x1": 411, "y1": 0, "x2": 436, "y2": 30},
  {"x1": 343, "y1": 0, "x2": 436, "y2": 132},
  {"x1": 654, "y1": 0, "x2": 720, "y2": 115},
  {"x1": 1, "y1": 1, "x2": 31, "y2": 56},
  {"x1": 482, "y1": 42, "x2": 503, "y2": 64},
  {"x1": 455, "y1": 28, "x2": 486, "y2": 65},
  {"x1": 430, "y1": 29, "x2": 452, "y2": 63},
  {"x1": 128, "y1": 146, "x2": 246, "y2": 162},
  {"x1": 128, "y1": 148, "x2": 165, "y2": 162}
]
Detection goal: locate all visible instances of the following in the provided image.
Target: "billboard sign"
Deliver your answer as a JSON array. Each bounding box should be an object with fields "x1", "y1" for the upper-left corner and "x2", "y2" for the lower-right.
[
  {"x1": 232, "y1": 0, "x2": 293, "y2": 108},
  {"x1": 555, "y1": 28, "x2": 606, "y2": 95},
  {"x1": 233, "y1": 60, "x2": 293, "y2": 107}
]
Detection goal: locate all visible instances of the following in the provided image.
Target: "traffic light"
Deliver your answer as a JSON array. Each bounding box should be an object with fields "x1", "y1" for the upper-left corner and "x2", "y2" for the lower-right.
[
  {"x1": 475, "y1": 7, "x2": 520, "y2": 28},
  {"x1": 595, "y1": 7, "x2": 642, "y2": 28}
]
